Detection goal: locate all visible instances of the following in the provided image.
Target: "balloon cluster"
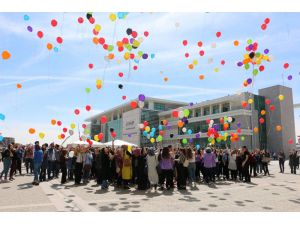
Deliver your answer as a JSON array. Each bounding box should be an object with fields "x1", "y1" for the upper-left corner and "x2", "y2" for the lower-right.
[{"x1": 140, "y1": 120, "x2": 167, "y2": 144}]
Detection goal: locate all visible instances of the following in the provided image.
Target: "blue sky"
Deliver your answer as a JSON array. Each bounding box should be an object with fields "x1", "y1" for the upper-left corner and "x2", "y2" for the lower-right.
[{"x1": 0, "y1": 12, "x2": 300, "y2": 144}]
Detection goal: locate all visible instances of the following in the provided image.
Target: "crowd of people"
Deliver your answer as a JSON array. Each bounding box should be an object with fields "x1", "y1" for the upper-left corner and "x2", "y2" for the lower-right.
[{"x1": 0, "y1": 141, "x2": 299, "y2": 191}]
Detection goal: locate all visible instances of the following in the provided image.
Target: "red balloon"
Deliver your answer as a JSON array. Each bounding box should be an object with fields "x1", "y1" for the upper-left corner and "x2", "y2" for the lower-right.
[
  {"x1": 259, "y1": 118, "x2": 265, "y2": 124},
  {"x1": 61, "y1": 133, "x2": 65, "y2": 139},
  {"x1": 98, "y1": 133, "x2": 104, "y2": 141},
  {"x1": 100, "y1": 116, "x2": 107, "y2": 124},
  {"x1": 185, "y1": 53, "x2": 189, "y2": 58},
  {"x1": 86, "y1": 105, "x2": 91, "y2": 111},
  {"x1": 130, "y1": 53, "x2": 135, "y2": 59},
  {"x1": 283, "y1": 63, "x2": 289, "y2": 69},
  {"x1": 220, "y1": 118, "x2": 224, "y2": 124},
  {"x1": 206, "y1": 119, "x2": 211, "y2": 124},
  {"x1": 197, "y1": 41, "x2": 203, "y2": 47},
  {"x1": 88, "y1": 63, "x2": 93, "y2": 69},
  {"x1": 221, "y1": 60, "x2": 225, "y2": 65},
  {"x1": 111, "y1": 131, "x2": 117, "y2": 138},
  {"x1": 264, "y1": 18, "x2": 270, "y2": 24},
  {"x1": 78, "y1": 17, "x2": 84, "y2": 24},
  {"x1": 216, "y1": 31, "x2": 221, "y2": 38},
  {"x1": 261, "y1": 24, "x2": 267, "y2": 30},
  {"x1": 122, "y1": 38, "x2": 129, "y2": 44},
  {"x1": 288, "y1": 138, "x2": 293, "y2": 145},
  {"x1": 118, "y1": 46, "x2": 124, "y2": 52},
  {"x1": 259, "y1": 65, "x2": 265, "y2": 72},
  {"x1": 199, "y1": 50, "x2": 205, "y2": 56},
  {"x1": 82, "y1": 124, "x2": 87, "y2": 129},
  {"x1": 122, "y1": 95, "x2": 126, "y2": 100},
  {"x1": 133, "y1": 65, "x2": 138, "y2": 70},
  {"x1": 131, "y1": 31, "x2": 138, "y2": 38},
  {"x1": 57, "y1": 121, "x2": 62, "y2": 126},
  {"x1": 144, "y1": 31, "x2": 149, "y2": 37},
  {"x1": 89, "y1": 17, "x2": 95, "y2": 24},
  {"x1": 237, "y1": 128, "x2": 241, "y2": 133},
  {"x1": 37, "y1": 31, "x2": 43, "y2": 39},
  {"x1": 159, "y1": 131, "x2": 164, "y2": 136},
  {"x1": 130, "y1": 101, "x2": 138, "y2": 109},
  {"x1": 92, "y1": 29, "x2": 99, "y2": 36},
  {"x1": 265, "y1": 99, "x2": 271, "y2": 105},
  {"x1": 143, "y1": 121, "x2": 149, "y2": 126},
  {"x1": 56, "y1": 36, "x2": 63, "y2": 44},
  {"x1": 118, "y1": 72, "x2": 124, "y2": 77},
  {"x1": 51, "y1": 19, "x2": 57, "y2": 27},
  {"x1": 63, "y1": 128, "x2": 68, "y2": 133},
  {"x1": 270, "y1": 105, "x2": 275, "y2": 111},
  {"x1": 241, "y1": 101, "x2": 248, "y2": 108},
  {"x1": 98, "y1": 37, "x2": 105, "y2": 45},
  {"x1": 74, "y1": 109, "x2": 80, "y2": 115},
  {"x1": 172, "y1": 110, "x2": 178, "y2": 118},
  {"x1": 182, "y1": 40, "x2": 188, "y2": 46}
]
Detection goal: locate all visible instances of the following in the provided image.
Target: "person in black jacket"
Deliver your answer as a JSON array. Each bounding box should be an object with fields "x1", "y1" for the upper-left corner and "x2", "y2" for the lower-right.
[
  {"x1": 60, "y1": 149, "x2": 68, "y2": 184},
  {"x1": 289, "y1": 150, "x2": 298, "y2": 174},
  {"x1": 278, "y1": 151, "x2": 286, "y2": 173},
  {"x1": 236, "y1": 150, "x2": 243, "y2": 181},
  {"x1": 0, "y1": 144, "x2": 13, "y2": 181},
  {"x1": 137, "y1": 148, "x2": 148, "y2": 190},
  {"x1": 9, "y1": 145, "x2": 17, "y2": 181},
  {"x1": 100, "y1": 148, "x2": 110, "y2": 189}
]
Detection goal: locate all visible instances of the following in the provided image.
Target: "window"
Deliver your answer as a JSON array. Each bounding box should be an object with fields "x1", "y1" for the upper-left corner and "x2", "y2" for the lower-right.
[
  {"x1": 195, "y1": 109, "x2": 201, "y2": 117},
  {"x1": 203, "y1": 107, "x2": 210, "y2": 116},
  {"x1": 212, "y1": 105, "x2": 220, "y2": 114},
  {"x1": 154, "y1": 103, "x2": 165, "y2": 111},
  {"x1": 222, "y1": 103, "x2": 230, "y2": 112}
]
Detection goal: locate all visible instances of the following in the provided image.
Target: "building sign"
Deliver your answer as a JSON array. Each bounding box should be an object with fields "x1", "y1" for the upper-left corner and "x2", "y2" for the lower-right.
[{"x1": 122, "y1": 108, "x2": 141, "y2": 146}]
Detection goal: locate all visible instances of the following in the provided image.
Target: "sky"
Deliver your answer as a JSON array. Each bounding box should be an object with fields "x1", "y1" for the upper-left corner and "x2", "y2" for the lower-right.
[{"x1": 0, "y1": 12, "x2": 300, "y2": 145}]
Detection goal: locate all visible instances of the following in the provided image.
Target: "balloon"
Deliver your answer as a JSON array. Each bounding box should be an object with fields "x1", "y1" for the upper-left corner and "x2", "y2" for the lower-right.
[
  {"x1": 187, "y1": 129, "x2": 192, "y2": 135},
  {"x1": 70, "y1": 123, "x2": 76, "y2": 129},
  {"x1": 61, "y1": 133, "x2": 65, "y2": 139},
  {"x1": 248, "y1": 98, "x2": 253, "y2": 104},
  {"x1": 63, "y1": 128, "x2": 68, "y2": 133},
  {"x1": 261, "y1": 110, "x2": 266, "y2": 116},
  {"x1": 47, "y1": 43, "x2": 53, "y2": 50},
  {"x1": 85, "y1": 87, "x2": 91, "y2": 94},
  {"x1": 56, "y1": 37, "x2": 63, "y2": 44},
  {"x1": 1, "y1": 50, "x2": 11, "y2": 60},
  {"x1": 182, "y1": 127, "x2": 187, "y2": 133},
  {"x1": 29, "y1": 128, "x2": 35, "y2": 134},
  {"x1": 259, "y1": 118, "x2": 265, "y2": 124},
  {"x1": 23, "y1": 14, "x2": 30, "y2": 21},
  {"x1": 276, "y1": 125, "x2": 282, "y2": 132},
  {"x1": 264, "y1": 18, "x2": 270, "y2": 24},
  {"x1": 241, "y1": 101, "x2": 248, "y2": 108},
  {"x1": 100, "y1": 116, "x2": 107, "y2": 124},
  {"x1": 178, "y1": 111, "x2": 184, "y2": 119},
  {"x1": 288, "y1": 138, "x2": 293, "y2": 145},
  {"x1": 164, "y1": 77, "x2": 169, "y2": 82},
  {"x1": 287, "y1": 75, "x2": 293, "y2": 80},
  {"x1": 126, "y1": 28, "x2": 133, "y2": 35},
  {"x1": 183, "y1": 109, "x2": 190, "y2": 117},
  {"x1": 78, "y1": 17, "x2": 84, "y2": 23},
  {"x1": 228, "y1": 117, "x2": 233, "y2": 123},
  {"x1": 16, "y1": 83, "x2": 22, "y2": 89},
  {"x1": 265, "y1": 99, "x2": 271, "y2": 105},
  {"x1": 233, "y1": 40, "x2": 239, "y2": 46},
  {"x1": 94, "y1": 135, "x2": 99, "y2": 141},
  {"x1": 0, "y1": 136, "x2": 4, "y2": 141},
  {"x1": 283, "y1": 63, "x2": 289, "y2": 69},
  {"x1": 27, "y1": 26, "x2": 33, "y2": 32},
  {"x1": 51, "y1": 19, "x2": 57, "y2": 27},
  {"x1": 144, "y1": 31, "x2": 149, "y2": 37},
  {"x1": 53, "y1": 47, "x2": 59, "y2": 52},
  {"x1": 111, "y1": 131, "x2": 117, "y2": 138},
  {"x1": 261, "y1": 24, "x2": 267, "y2": 30},
  {"x1": 199, "y1": 75, "x2": 205, "y2": 80},
  {"x1": 199, "y1": 50, "x2": 205, "y2": 56},
  {"x1": 145, "y1": 126, "x2": 150, "y2": 132},
  {"x1": 278, "y1": 95, "x2": 284, "y2": 101},
  {"x1": 253, "y1": 127, "x2": 259, "y2": 133},
  {"x1": 130, "y1": 101, "x2": 138, "y2": 109},
  {"x1": 150, "y1": 138, "x2": 155, "y2": 143},
  {"x1": 57, "y1": 121, "x2": 62, "y2": 126},
  {"x1": 182, "y1": 139, "x2": 188, "y2": 144},
  {"x1": 216, "y1": 31, "x2": 221, "y2": 38},
  {"x1": 82, "y1": 124, "x2": 87, "y2": 129},
  {"x1": 138, "y1": 94, "x2": 145, "y2": 102},
  {"x1": 85, "y1": 105, "x2": 91, "y2": 111},
  {"x1": 68, "y1": 130, "x2": 74, "y2": 136},
  {"x1": 98, "y1": 133, "x2": 104, "y2": 141},
  {"x1": 74, "y1": 109, "x2": 80, "y2": 115},
  {"x1": 88, "y1": 63, "x2": 93, "y2": 69},
  {"x1": 172, "y1": 110, "x2": 178, "y2": 118},
  {"x1": 38, "y1": 132, "x2": 45, "y2": 139},
  {"x1": 182, "y1": 40, "x2": 188, "y2": 46},
  {"x1": 37, "y1": 31, "x2": 43, "y2": 38},
  {"x1": 270, "y1": 105, "x2": 275, "y2": 111},
  {"x1": 109, "y1": 13, "x2": 117, "y2": 21},
  {"x1": 0, "y1": 113, "x2": 5, "y2": 121}
]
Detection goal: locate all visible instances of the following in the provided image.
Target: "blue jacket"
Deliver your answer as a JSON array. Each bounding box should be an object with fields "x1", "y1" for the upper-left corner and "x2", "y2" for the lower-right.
[{"x1": 34, "y1": 149, "x2": 43, "y2": 164}]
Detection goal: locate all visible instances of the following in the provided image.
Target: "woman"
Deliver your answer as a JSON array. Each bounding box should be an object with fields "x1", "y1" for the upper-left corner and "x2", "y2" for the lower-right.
[
  {"x1": 137, "y1": 148, "x2": 148, "y2": 190},
  {"x1": 74, "y1": 146, "x2": 83, "y2": 185},
  {"x1": 187, "y1": 148, "x2": 196, "y2": 187},
  {"x1": 159, "y1": 147, "x2": 174, "y2": 190},
  {"x1": 0, "y1": 144, "x2": 13, "y2": 182},
  {"x1": 94, "y1": 148, "x2": 102, "y2": 185},
  {"x1": 203, "y1": 147, "x2": 216, "y2": 184},
  {"x1": 39, "y1": 146, "x2": 48, "y2": 182},
  {"x1": 146, "y1": 147, "x2": 159, "y2": 190},
  {"x1": 9, "y1": 145, "x2": 17, "y2": 181},
  {"x1": 236, "y1": 150, "x2": 243, "y2": 181},
  {"x1": 228, "y1": 149, "x2": 237, "y2": 181},
  {"x1": 67, "y1": 148, "x2": 75, "y2": 181},
  {"x1": 32, "y1": 142, "x2": 43, "y2": 185},
  {"x1": 121, "y1": 145, "x2": 132, "y2": 189},
  {"x1": 262, "y1": 150, "x2": 270, "y2": 176},
  {"x1": 24, "y1": 145, "x2": 34, "y2": 174},
  {"x1": 100, "y1": 148, "x2": 110, "y2": 189},
  {"x1": 195, "y1": 149, "x2": 202, "y2": 182},
  {"x1": 114, "y1": 148, "x2": 123, "y2": 188},
  {"x1": 222, "y1": 149, "x2": 230, "y2": 180},
  {"x1": 60, "y1": 148, "x2": 68, "y2": 184},
  {"x1": 82, "y1": 148, "x2": 93, "y2": 184},
  {"x1": 175, "y1": 148, "x2": 187, "y2": 190}
]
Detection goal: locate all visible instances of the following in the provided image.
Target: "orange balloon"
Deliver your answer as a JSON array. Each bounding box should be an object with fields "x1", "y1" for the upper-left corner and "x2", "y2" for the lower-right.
[
  {"x1": 92, "y1": 37, "x2": 99, "y2": 44},
  {"x1": 116, "y1": 41, "x2": 123, "y2": 47},
  {"x1": 188, "y1": 64, "x2": 194, "y2": 70},
  {"x1": 276, "y1": 125, "x2": 282, "y2": 132},
  {"x1": 253, "y1": 127, "x2": 259, "y2": 133},
  {"x1": 2, "y1": 50, "x2": 11, "y2": 60},
  {"x1": 164, "y1": 77, "x2": 168, "y2": 82},
  {"x1": 233, "y1": 40, "x2": 239, "y2": 46},
  {"x1": 96, "y1": 84, "x2": 102, "y2": 89},
  {"x1": 47, "y1": 43, "x2": 53, "y2": 50},
  {"x1": 108, "y1": 53, "x2": 115, "y2": 60},
  {"x1": 16, "y1": 83, "x2": 22, "y2": 89},
  {"x1": 51, "y1": 119, "x2": 56, "y2": 125},
  {"x1": 199, "y1": 75, "x2": 205, "y2": 80},
  {"x1": 29, "y1": 128, "x2": 36, "y2": 134}
]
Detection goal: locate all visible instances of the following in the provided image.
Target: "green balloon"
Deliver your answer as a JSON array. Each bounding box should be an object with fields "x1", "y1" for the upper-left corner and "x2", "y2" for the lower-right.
[
  {"x1": 247, "y1": 39, "x2": 252, "y2": 44},
  {"x1": 182, "y1": 138, "x2": 187, "y2": 144},
  {"x1": 244, "y1": 64, "x2": 250, "y2": 70},
  {"x1": 183, "y1": 109, "x2": 190, "y2": 117},
  {"x1": 108, "y1": 45, "x2": 114, "y2": 52},
  {"x1": 253, "y1": 69, "x2": 258, "y2": 76},
  {"x1": 138, "y1": 51, "x2": 143, "y2": 56},
  {"x1": 157, "y1": 135, "x2": 163, "y2": 142},
  {"x1": 241, "y1": 136, "x2": 245, "y2": 141},
  {"x1": 255, "y1": 52, "x2": 261, "y2": 58},
  {"x1": 85, "y1": 87, "x2": 91, "y2": 94},
  {"x1": 84, "y1": 129, "x2": 90, "y2": 135},
  {"x1": 216, "y1": 137, "x2": 221, "y2": 143},
  {"x1": 126, "y1": 44, "x2": 132, "y2": 51}
]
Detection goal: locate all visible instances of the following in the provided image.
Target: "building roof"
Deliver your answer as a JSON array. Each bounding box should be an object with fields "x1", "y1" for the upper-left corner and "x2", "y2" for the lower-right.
[{"x1": 85, "y1": 97, "x2": 188, "y2": 122}]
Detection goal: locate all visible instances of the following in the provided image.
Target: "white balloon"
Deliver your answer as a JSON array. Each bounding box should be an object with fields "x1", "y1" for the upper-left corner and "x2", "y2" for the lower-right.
[
  {"x1": 81, "y1": 135, "x2": 87, "y2": 141},
  {"x1": 210, "y1": 120, "x2": 214, "y2": 124},
  {"x1": 178, "y1": 110, "x2": 184, "y2": 118},
  {"x1": 228, "y1": 117, "x2": 233, "y2": 123},
  {"x1": 138, "y1": 101, "x2": 144, "y2": 109},
  {"x1": 146, "y1": 134, "x2": 150, "y2": 139},
  {"x1": 69, "y1": 130, "x2": 74, "y2": 136},
  {"x1": 182, "y1": 127, "x2": 187, "y2": 133},
  {"x1": 139, "y1": 124, "x2": 144, "y2": 129}
]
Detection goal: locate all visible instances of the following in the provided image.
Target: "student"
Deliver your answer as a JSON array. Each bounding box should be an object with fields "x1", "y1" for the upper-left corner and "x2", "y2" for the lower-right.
[
  {"x1": 82, "y1": 148, "x2": 93, "y2": 184},
  {"x1": 176, "y1": 148, "x2": 188, "y2": 190},
  {"x1": 60, "y1": 149, "x2": 68, "y2": 184},
  {"x1": 24, "y1": 145, "x2": 34, "y2": 174},
  {"x1": 186, "y1": 148, "x2": 196, "y2": 187},
  {"x1": 114, "y1": 148, "x2": 123, "y2": 188},
  {"x1": 74, "y1": 146, "x2": 83, "y2": 185},
  {"x1": 67, "y1": 148, "x2": 75, "y2": 181},
  {"x1": 121, "y1": 145, "x2": 132, "y2": 189},
  {"x1": 195, "y1": 149, "x2": 202, "y2": 182},
  {"x1": 228, "y1": 149, "x2": 237, "y2": 181},
  {"x1": 0, "y1": 144, "x2": 13, "y2": 182},
  {"x1": 236, "y1": 150, "x2": 243, "y2": 181},
  {"x1": 203, "y1": 147, "x2": 216, "y2": 184},
  {"x1": 146, "y1": 147, "x2": 159, "y2": 190},
  {"x1": 262, "y1": 150, "x2": 271, "y2": 176},
  {"x1": 278, "y1": 151, "x2": 285, "y2": 173},
  {"x1": 289, "y1": 150, "x2": 297, "y2": 174},
  {"x1": 222, "y1": 149, "x2": 230, "y2": 180},
  {"x1": 241, "y1": 146, "x2": 251, "y2": 183},
  {"x1": 16, "y1": 145, "x2": 24, "y2": 175},
  {"x1": 137, "y1": 148, "x2": 148, "y2": 190},
  {"x1": 100, "y1": 148, "x2": 110, "y2": 189},
  {"x1": 32, "y1": 141, "x2": 43, "y2": 186},
  {"x1": 39, "y1": 146, "x2": 48, "y2": 182},
  {"x1": 159, "y1": 147, "x2": 174, "y2": 190},
  {"x1": 9, "y1": 145, "x2": 17, "y2": 181}
]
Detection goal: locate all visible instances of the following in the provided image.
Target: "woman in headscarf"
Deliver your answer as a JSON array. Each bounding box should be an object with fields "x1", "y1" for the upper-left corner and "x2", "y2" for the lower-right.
[
  {"x1": 121, "y1": 145, "x2": 132, "y2": 189},
  {"x1": 146, "y1": 147, "x2": 159, "y2": 190}
]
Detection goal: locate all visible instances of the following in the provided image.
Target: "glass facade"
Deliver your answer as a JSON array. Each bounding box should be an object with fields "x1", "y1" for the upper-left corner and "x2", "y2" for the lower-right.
[
  {"x1": 195, "y1": 109, "x2": 201, "y2": 117},
  {"x1": 203, "y1": 107, "x2": 210, "y2": 116},
  {"x1": 106, "y1": 119, "x2": 122, "y2": 142},
  {"x1": 212, "y1": 105, "x2": 220, "y2": 114},
  {"x1": 222, "y1": 102, "x2": 230, "y2": 112},
  {"x1": 141, "y1": 109, "x2": 160, "y2": 147},
  {"x1": 154, "y1": 103, "x2": 165, "y2": 111}
]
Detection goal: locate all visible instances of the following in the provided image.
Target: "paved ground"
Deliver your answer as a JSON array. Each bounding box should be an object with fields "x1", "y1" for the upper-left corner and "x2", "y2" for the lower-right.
[{"x1": 0, "y1": 161, "x2": 299, "y2": 212}]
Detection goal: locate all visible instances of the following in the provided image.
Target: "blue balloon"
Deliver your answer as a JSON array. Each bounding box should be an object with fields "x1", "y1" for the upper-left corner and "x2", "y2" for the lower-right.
[
  {"x1": 150, "y1": 132, "x2": 155, "y2": 138},
  {"x1": 134, "y1": 59, "x2": 139, "y2": 64},
  {"x1": 0, "y1": 113, "x2": 5, "y2": 121},
  {"x1": 54, "y1": 47, "x2": 59, "y2": 52},
  {"x1": 151, "y1": 53, "x2": 155, "y2": 59},
  {"x1": 24, "y1": 14, "x2": 30, "y2": 21},
  {"x1": 158, "y1": 125, "x2": 163, "y2": 130},
  {"x1": 143, "y1": 131, "x2": 148, "y2": 136},
  {"x1": 196, "y1": 144, "x2": 200, "y2": 150},
  {"x1": 187, "y1": 129, "x2": 192, "y2": 135},
  {"x1": 0, "y1": 136, "x2": 3, "y2": 142}
]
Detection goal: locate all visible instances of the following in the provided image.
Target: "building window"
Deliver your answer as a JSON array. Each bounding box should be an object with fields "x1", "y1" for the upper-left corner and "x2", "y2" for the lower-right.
[
  {"x1": 212, "y1": 105, "x2": 220, "y2": 114},
  {"x1": 222, "y1": 103, "x2": 230, "y2": 112},
  {"x1": 203, "y1": 107, "x2": 210, "y2": 116},
  {"x1": 154, "y1": 103, "x2": 165, "y2": 111},
  {"x1": 195, "y1": 109, "x2": 201, "y2": 117}
]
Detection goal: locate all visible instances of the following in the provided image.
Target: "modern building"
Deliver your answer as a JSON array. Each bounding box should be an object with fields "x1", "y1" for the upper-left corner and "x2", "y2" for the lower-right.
[
  {"x1": 86, "y1": 85, "x2": 296, "y2": 155},
  {"x1": 0, "y1": 137, "x2": 15, "y2": 148},
  {"x1": 85, "y1": 97, "x2": 187, "y2": 147}
]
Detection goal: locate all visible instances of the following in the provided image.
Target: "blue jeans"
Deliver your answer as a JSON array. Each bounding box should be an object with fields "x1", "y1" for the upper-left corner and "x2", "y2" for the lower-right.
[
  {"x1": 101, "y1": 180, "x2": 108, "y2": 189},
  {"x1": 34, "y1": 162, "x2": 42, "y2": 182},
  {"x1": 0, "y1": 158, "x2": 12, "y2": 179},
  {"x1": 188, "y1": 162, "x2": 196, "y2": 183}
]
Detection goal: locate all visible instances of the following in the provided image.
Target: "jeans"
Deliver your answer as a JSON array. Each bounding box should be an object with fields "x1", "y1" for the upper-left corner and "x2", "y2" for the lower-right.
[
  {"x1": 230, "y1": 170, "x2": 237, "y2": 180},
  {"x1": 74, "y1": 162, "x2": 83, "y2": 184},
  {"x1": 34, "y1": 162, "x2": 42, "y2": 182},
  {"x1": 263, "y1": 163, "x2": 269, "y2": 175},
  {"x1": 161, "y1": 169, "x2": 173, "y2": 189},
  {"x1": 101, "y1": 179, "x2": 108, "y2": 189},
  {"x1": 47, "y1": 161, "x2": 56, "y2": 179},
  {"x1": 188, "y1": 162, "x2": 196, "y2": 183},
  {"x1": 0, "y1": 158, "x2": 12, "y2": 179},
  {"x1": 25, "y1": 158, "x2": 33, "y2": 173},
  {"x1": 9, "y1": 159, "x2": 17, "y2": 179},
  {"x1": 256, "y1": 162, "x2": 263, "y2": 174},
  {"x1": 243, "y1": 166, "x2": 251, "y2": 182},
  {"x1": 16, "y1": 159, "x2": 22, "y2": 174},
  {"x1": 279, "y1": 160, "x2": 285, "y2": 173}
]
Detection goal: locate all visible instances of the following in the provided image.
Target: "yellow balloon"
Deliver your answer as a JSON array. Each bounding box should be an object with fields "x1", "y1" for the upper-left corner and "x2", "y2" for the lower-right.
[
  {"x1": 145, "y1": 126, "x2": 150, "y2": 132},
  {"x1": 193, "y1": 59, "x2": 198, "y2": 65},
  {"x1": 39, "y1": 132, "x2": 45, "y2": 139},
  {"x1": 94, "y1": 24, "x2": 101, "y2": 32},
  {"x1": 96, "y1": 79, "x2": 102, "y2": 85},
  {"x1": 248, "y1": 99, "x2": 253, "y2": 104},
  {"x1": 150, "y1": 138, "x2": 155, "y2": 143},
  {"x1": 70, "y1": 123, "x2": 76, "y2": 129},
  {"x1": 244, "y1": 54, "x2": 250, "y2": 59},
  {"x1": 278, "y1": 94, "x2": 284, "y2": 101},
  {"x1": 276, "y1": 125, "x2": 282, "y2": 132},
  {"x1": 58, "y1": 135, "x2": 62, "y2": 140},
  {"x1": 214, "y1": 67, "x2": 219, "y2": 72},
  {"x1": 132, "y1": 40, "x2": 140, "y2": 48},
  {"x1": 94, "y1": 135, "x2": 99, "y2": 141},
  {"x1": 109, "y1": 13, "x2": 116, "y2": 22},
  {"x1": 128, "y1": 145, "x2": 132, "y2": 152},
  {"x1": 124, "y1": 52, "x2": 130, "y2": 60}
]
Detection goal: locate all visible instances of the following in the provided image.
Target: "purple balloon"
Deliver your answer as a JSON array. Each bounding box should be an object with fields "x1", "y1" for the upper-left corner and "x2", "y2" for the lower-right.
[
  {"x1": 237, "y1": 122, "x2": 241, "y2": 128},
  {"x1": 248, "y1": 44, "x2": 253, "y2": 50},
  {"x1": 128, "y1": 134, "x2": 132, "y2": 138},
  {"x1": 213, "y1": 124, "x2": 219, "y2": 131},
  {"x1": 138, "y1": 94, "x2": 145, "y2": 102},
  {"x1": 167, "y1": 125, "x2": 171, "y2": 130},
  {"x1": 195, "y1": 133, "x2": 200, "y2": 138},
  {"x1": 142, "y1": 54, "x2": 148, "y2": 59},
  {"x1": 237, "y1": 62, "x2": 243, "y2": 67},
  {"x1": 27, "y1": 26, "x2": 33, "y2": 32},
  {"x1": 130, "y1": 38, "x2": 134, "y2": 44},
  {"x1": 247, "y1": 78, "x2": 252, "y2": 84},
  {"x1": 264, "y1": 49, "x2": 269, "y2": 54},
  {"x1": 189, "y1": 138, "x2": 193, "y2": 143},
  {"x1": 189, "y1": 102, "x2": 194, "y2": 106},
  {"x1": 288, "y1": 75, "x2": 293, "y2": 80},
  {"x1": 182, "y1": 117, "x2": 187, "y2": 122}
]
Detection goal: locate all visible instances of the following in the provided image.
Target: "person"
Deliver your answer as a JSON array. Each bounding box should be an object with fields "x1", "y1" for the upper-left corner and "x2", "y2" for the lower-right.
[
  {"x1": 249, "y1": 152, "x2": 257, "y2": 177},
  {"x1": 60, "y1": 148, "x2": 68, "y2": 184},
  {"x1": 216, "y1": 150, "x2": 223, "y2": 180},
  {"x1": 278, "y1": 151, "x2": 285, "y2": 173},
  {"x1": 16, "y1": 145, "x2": 24, "y2": 175},
  {"x1": 0, "y1": 144, "x2": 13, "y2": 182},
  {"x1": 114, "y1": 148, "x2": 123, "y2": 188},
  {"x1": 24, "y1": 145, "x2": 34, "y2": 174},
  {"x1": 228, "y1": 149, "x2": 237, "y2": 181},
  {"x1": 236, "y1": 150, "x2": 243, "y2": 181},
  {"x1": 54, "y1": 144, "x2": 61, "y2": 178},
  {"x1": 121, "y1": 145, "x2": 133, "y2": 189},
  {"x1": 74, "y1": 146, "x2": 83, "y2": 185},
  {"x1": 82, "y1": 147, "x2": 93, "y2": 184},
  {"x1": 137, "y1": 148, "x2": 148, "y2": 190},
  {"x1": 9, "y1": 145, "x2": 17, "y2": 181},
  {"x1": 99, "y1": 148, "x2": 110, "y2": 189},
  {"x1": 39, "y1": 145, "x2": 48, "y2": 182},
  {"x1": 195, "y1": 149, "x2": 202, "y2": 182},
  {"x1": 203, "y1": 147, "x2": 216, "y2": 184},
  {"x1": 289, "y1": 150, "x2": 297, "y2": 174},
  {"x1": 222, "y1": 149, "x2": 230, "y2": 180},
  {"x1": 262, "y1": 150, "x2": 271, "y2": 176},
  {"x1": 132, "y1": 148, "x2": 140, "y2": 185},
  {"x1": 159, "y1": 147, "x2": 174, "y2": 190},
  {"x1": 186, "y1": 148, "x2": 196, "y2": 187},
  {"x1": 255, "y1": 149, "x2": 263, "y2": 174},
  {"x1": 47, "y1": 143, "x2": 56, "y2": 179},
  {"x1": 32, "y1": 141, "x2": 43, "y2": 185},
  {"x1": 175, "y1": 148, "x2": 188, "y2": 190},
  {"x1": 146, "y1": 147, "x2": 159, "y2": 190},
  {"x1": 241, "y1": 146, "x2": 251, "y2": 183},
  {"x1": 67, "y1": 148, "x2": 75, "y2": 181}
]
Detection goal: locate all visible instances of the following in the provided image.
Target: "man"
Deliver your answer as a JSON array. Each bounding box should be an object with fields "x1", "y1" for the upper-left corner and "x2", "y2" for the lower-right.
[
  {"x1": 289, "y1": 150, "x2": 297, "y2": 174},
  {"x1": 47, "y1": 143, "x2": 56, "y2": 179},
  {"x1": 33, "y1": 141, "x2": 43, "y2": 185},
  {"x1": 16, "y1": 145, "x2": 24, "y2": 175},
  {"x1": 54, "y1": 144, "x2": 61, "y2": 178},
  {"x1": 278, "y1": 151, "x2": 285, "y2": 173},
  {"x1": 24, "y1": 145, "x2": 34, "y2": 174},
  {"x1": 241, "y1": 146, "x2": 251, "y2": 183}
]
